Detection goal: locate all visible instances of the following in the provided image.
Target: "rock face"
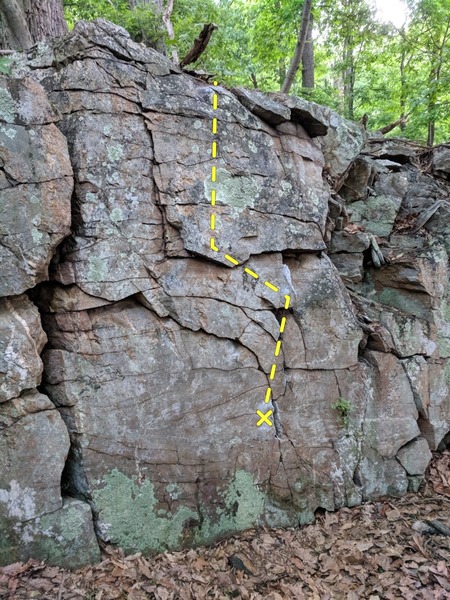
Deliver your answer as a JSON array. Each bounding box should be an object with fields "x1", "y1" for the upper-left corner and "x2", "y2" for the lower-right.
[{"x1": 0, "y1": 19, "x2": 449, "y2": 566}]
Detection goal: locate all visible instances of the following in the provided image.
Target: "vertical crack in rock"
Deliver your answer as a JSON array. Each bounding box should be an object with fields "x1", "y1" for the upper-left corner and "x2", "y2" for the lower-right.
[
  {"x1": 31, "y1": 284, "x2": 103, "y2": 549},
  {"x1": 144, "y1": 125, "x2": 169, "y2": 260}
]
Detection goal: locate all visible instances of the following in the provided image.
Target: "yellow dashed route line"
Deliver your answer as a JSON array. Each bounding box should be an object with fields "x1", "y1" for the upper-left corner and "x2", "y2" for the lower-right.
[{"x1": 209, "y1": 81, "x2": 292, "y2": 429}]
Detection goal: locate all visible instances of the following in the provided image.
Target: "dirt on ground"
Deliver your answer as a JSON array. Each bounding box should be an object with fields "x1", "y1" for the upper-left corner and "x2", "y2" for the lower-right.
[{"x1": 1, "y1": 450, "x2": 450, "y2": 600}]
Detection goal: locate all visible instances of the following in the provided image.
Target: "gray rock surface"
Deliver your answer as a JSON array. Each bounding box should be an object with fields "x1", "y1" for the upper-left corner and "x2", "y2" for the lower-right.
[
  {"x1": 433, "y1": 144, "x2": 450, "y2": 177},
  {"x1": 0, "y1": 76, "x2": 72, "y2": 297},
  {"x1": 0, "y1": 20, "x2": 448, "y2": 567},
  {"x1": 273, "y1": 94, "x2": 365, "y2": 179}
]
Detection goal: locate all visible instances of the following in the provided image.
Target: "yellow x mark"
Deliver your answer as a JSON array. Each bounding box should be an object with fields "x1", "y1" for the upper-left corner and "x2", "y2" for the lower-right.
[{"x1": 256, "y1": 409, "x2": 273, "y2": 427}]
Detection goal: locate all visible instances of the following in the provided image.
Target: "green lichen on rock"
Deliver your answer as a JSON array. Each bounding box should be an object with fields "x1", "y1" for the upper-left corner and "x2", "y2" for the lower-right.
[
  {"x1": 194, "y1": 470, "x2": 265, "y2": 545},
  {"x1": 0, "y1": 499, "x2": 100, "y2": 569},
  {"x1": 204, "y1": 169, "x2": 258, "y2": 212},
  {"x1": 0, "y1": 88, "x2": 16, "y2": 123},
  {"x1": 348, "y1": 195, "x2": 401, "y2": 237},
  {"x1": 377, "y1": 288, "x2": 429, "y2": 319},
  {"x1": 36, "y1": 499, "x2": 100, "y2": 568},
  {"x1": 107, "y1": 144, "x2": 124, "y2": 162},
  {"x1": 87, "y1": 256, "x2": 108, "y2": 282},
  {"x1": 94, "y1": 469, "x2": 266, "y2": 552},
  {"x1": 93, "y1": 469, "x2": 197, "y2": 553}
]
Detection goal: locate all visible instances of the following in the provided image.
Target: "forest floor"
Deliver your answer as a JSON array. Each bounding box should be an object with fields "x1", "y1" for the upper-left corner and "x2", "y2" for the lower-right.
[{"x1": 1, "y1": 451, "x2": 450, "y2": 600}]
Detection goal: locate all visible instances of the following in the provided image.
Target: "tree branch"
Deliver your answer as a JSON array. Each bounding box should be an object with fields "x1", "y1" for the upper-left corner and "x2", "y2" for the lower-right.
[
  {"x1": 179, "y1": 22, "x2": 218, "y2": 69},
  {"x1": 377, "y1": 113, "x2": 410, "y2": 135}
]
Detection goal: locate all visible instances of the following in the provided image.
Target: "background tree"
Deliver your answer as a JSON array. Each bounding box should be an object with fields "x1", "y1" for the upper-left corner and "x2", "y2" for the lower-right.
[
  {"x1": 408, "y1": 0, "x2": 450, "y2": 145},
  {"x1": 302, "y1": 16, "x2": 315, "y2": 91},
  {"x1": 281, "y1": 0, "x2": 313, "y2": 93}
]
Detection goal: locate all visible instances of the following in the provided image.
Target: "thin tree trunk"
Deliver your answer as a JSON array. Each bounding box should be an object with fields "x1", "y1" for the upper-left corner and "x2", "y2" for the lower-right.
[
  {"x1": 162, "y1": 0, "x2": 178, "y2": 63},
  {"x1": 343, "y1": 39, "x2": 355, "y2": 120},
  {"x1": 129, "y1": 0, "x2": 163, "y2": 8},
  {"x1": 302, "y1": 15, "x2": 314, "y2": 90},
  {"x1": 280, "y1": 0, "x2": 313, "y2": 94},
  {"x1": 274, "y1": 0, "x2": 285, "y2": 87},
  {"x1": 399, "y1": 27, "x2": 407, "y2": 131},
  {"x1": 427, "y1": 121, "x2": 435, "y2": 147}
]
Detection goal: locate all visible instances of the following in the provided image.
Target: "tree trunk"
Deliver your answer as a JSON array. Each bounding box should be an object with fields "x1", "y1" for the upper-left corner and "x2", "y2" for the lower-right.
[
  {"x1": 343, "y1": 39, "x2": 355, "y2": 120},
  {"x1": 28, "y1": 0, "x2": 66, "y2": 42},
  {"x1": 399, "y1": 27, "x2": 407, "y2": 131},
  {"x1": 427, "y1": 121, "x2": 435, "y2": 147},
  {"x1": 162, "y1": 0, "x2": 178, "y2": 63},
  {"x1": 280, "y1": 0, "x2": 313, "y2": 94},
  {"x1": 274, "y1": 0, "x2": 285, "y2": 88},
  {"x1": 301, "y1": 15, "x2": 314, "y2": 90},
  {"x1": 0, "y1": 0, "x2": 66, "y2": 50}
]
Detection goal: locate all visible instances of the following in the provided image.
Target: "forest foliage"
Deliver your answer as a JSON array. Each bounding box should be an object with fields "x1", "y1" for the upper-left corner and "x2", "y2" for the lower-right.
[{"x1": 63, "y1": 0, "x2": 450, "y2": 145}]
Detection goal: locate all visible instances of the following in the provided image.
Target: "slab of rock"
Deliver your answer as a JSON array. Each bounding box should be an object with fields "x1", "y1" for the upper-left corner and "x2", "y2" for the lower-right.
[
  {"x1": 0, "y1": 295, "x2": 47, "y2": 403},
  {"x1": 420, "y1": 362, "x2": 450, "y2": 450},
  {"x1": 358, "y1": 447, "x2": 408, "y2": 501},
  {"x1": 396, "y1": 438, "x2": 432, "y2": 475},
  {"x1": 0, "y1": 76, "x2": 72, "y2": 297},
  {"x1": 42, "y1": 298, "x2": 277, "y2": 552},
  {"x1": 270, "y1": 94, "x2": 328, "y2": 137},
  {"x1": 50, "y1": 112, "x2": 164, "y2": 301},
  {"x1": 1, "y1": 498, "x2": 100, "y2": 569},
  {"x1": 379, "y1": 310, "x2": 437, "y2": 358},
  {"x1": 271, "y1": 94, "x2": 365, "y2": 180},
  {"x1": 330, "y1": 230, "x2": 371, "y2": 253},
  {"x1": 0, "y1": 389, "x2": 92, "y2": 569},
  {"x1": 146, "y1": 111, "x2": 327, "y2": 266},
  {"x1": 330, "y1": 252, "x2": 364, "y2": 283},
  {"x1": 339, "y1": 157, "x2": 373, "y2": 201},
  {"x1": 283, "y1": 255, "x2": 363, "y2": 369},
  {"x1": 364, "y1": 351, "x2": 420, "y2": 458},
  {"x1": 369, "y1": 242, "x2": 448, "y2": 316},
  {"x1": 363, "y1": 137, "x2": 425, "y2": 162},
  {"x1": 432, "y1": 144, "x2": 450, "y2": 177},
  {"x1": 0, "y1": 391, "x2": 69, "y2": 520},
  {"x1": 347, "y1": 195, "x2": 402, "y2": 237},
  {"x1": 232, "y1": 87, "x2": 291, "y2": 125},
  {"x1": 425, "y1": 202, "x2": 450, "y2": 255}
]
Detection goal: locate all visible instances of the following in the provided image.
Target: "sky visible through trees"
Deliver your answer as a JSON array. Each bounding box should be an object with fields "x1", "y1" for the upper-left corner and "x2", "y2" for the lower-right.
[{"x1": 374, "y1": 0, "x2": 408, "y2": 28}]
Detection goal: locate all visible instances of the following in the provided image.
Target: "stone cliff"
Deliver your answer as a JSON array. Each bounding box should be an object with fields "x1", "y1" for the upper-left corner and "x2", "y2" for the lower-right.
[{"x1": 0, "y1": 20, "x2": 449, "y2": 568}]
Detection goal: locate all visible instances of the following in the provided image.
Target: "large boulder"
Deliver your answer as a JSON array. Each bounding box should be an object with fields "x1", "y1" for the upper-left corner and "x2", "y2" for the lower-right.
[{"x1": 0, "y1": 19, "x2": 447, "y2": 565}]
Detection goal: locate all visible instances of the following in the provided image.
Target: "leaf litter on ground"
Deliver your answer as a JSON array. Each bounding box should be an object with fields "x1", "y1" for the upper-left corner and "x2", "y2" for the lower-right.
[{"x1": 1, "y1": 450, "x2": 450, "y2": 599}]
